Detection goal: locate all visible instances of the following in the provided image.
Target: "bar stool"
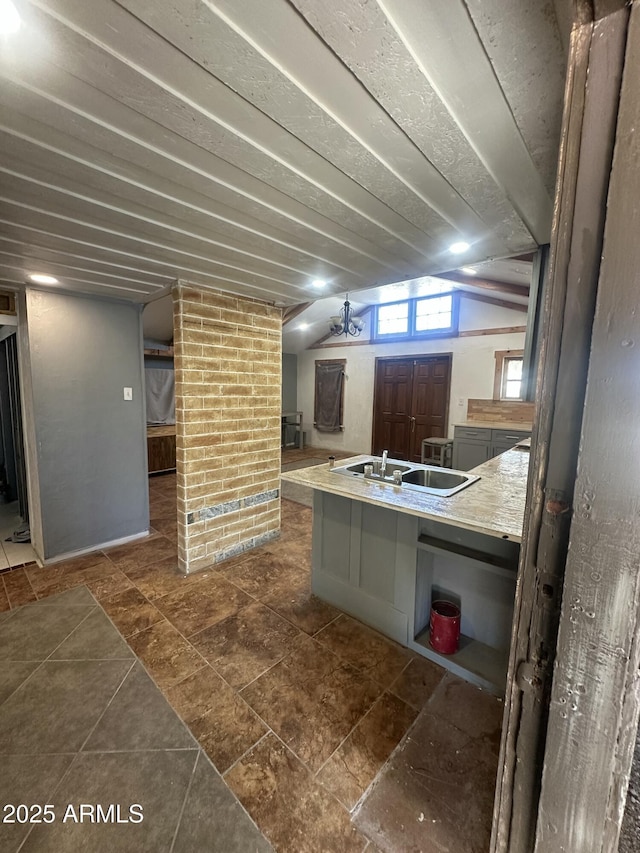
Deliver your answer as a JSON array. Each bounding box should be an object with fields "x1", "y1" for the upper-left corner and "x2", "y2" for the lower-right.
[{"x1": 421, "y1": 437, "x2": 453, "y2": 467}]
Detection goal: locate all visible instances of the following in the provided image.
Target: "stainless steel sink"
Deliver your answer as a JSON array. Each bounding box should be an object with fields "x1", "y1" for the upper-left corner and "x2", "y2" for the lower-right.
[
  {"x1": 339, "y1": 460, "x2": 412, "y2": 477},
  {"x1": 330, "y1": 457, "x2": 480, "y2": 497}
]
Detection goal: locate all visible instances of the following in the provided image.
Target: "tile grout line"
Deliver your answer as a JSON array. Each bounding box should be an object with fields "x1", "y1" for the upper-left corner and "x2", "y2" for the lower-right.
[
  {"x1": 168, "y1": 748, "x2": 202, "y2": 853},
  {"x1": 74, "y1": 658, "x2": 138, "y2": 755},
  {"x1": 221, "y1": 729, "x2": 273, "y2": 780},
  {"x1": 221, "y1": 722, "x2": 367, "y2": 843},
  {"x1": 11, "y1": 617, "x2": 134, "y2": 853},
  {"x1": 0, "y1": 600, "x2": 101, "y2": 711},
  {"x1": 42, "y1": 603, "x2": 100, "y2": 663},
  {"x1": 312, "y1": 690, "x2": 393, "y2": 784}
]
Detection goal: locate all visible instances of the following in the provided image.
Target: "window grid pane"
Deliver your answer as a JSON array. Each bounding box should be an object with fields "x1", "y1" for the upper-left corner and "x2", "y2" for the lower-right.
[
  {"x1": 504, "y1": 380, "x2": 522, "y2": 398},
  {"x1": 506, "y1": 359, "x2": 523, "y2": 381},
  {"x1": 378, "y1": 302, "x2": 409, "y2": 335},
  {"x1": 503, "y1": 357, "x2": 523, "y2": 399},
  {"x1": 415, "y1": 296, "x2": 452, "y2": 332}
]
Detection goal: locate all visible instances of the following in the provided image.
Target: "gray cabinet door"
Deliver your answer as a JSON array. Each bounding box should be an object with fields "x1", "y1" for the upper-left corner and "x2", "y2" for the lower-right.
[{"x1": 454, "y1": 439, "x2": 490, "y2": 471}]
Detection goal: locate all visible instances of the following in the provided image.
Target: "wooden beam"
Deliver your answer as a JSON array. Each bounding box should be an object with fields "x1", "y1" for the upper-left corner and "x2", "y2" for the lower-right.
[
  {"x1": 511, "y1": 252, "x2": 536, "y2": 263},
  {"x1": 535, "y1": 6, "x2": 639, "y2": 851},
  {"x1": 282, "y1": 302, "x2": 312, "y2": 325},
  {"x1": 459, "y1": 325, "x2": 526, "y2": 338},
  {"x1": 308, "y1": 304, "x2": 374, "y2": 348},
  {"x1": 491, "y1": 6, "x2": 631, "y2": 851},
  {"x1": 435, "y1": 271, "x2": 530, "y2": 297},
  {"x1": 460, "y1": 291, "x2": 528, "y2": 312}
]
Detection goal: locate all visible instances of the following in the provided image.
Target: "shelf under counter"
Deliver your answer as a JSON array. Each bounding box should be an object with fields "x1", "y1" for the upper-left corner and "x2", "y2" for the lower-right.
[{"x1": 412, "y1": 626, "x2": 510, "y2": 694}]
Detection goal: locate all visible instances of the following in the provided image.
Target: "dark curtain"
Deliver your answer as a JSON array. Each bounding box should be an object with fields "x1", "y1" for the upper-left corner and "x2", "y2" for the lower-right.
[{"x1": 314, "y1": 361, "x2": 344, "y2": 432}]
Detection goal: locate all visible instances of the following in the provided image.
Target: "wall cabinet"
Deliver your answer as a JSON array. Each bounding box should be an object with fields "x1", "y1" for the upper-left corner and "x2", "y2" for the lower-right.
[{"x1": 453, "y1": 426, "x2": 529, "y2": 471}]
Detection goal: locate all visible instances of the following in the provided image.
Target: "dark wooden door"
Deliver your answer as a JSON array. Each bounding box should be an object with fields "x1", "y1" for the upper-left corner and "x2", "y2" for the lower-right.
[
  {"x1": 371, "y1": 359, "x2": 413, "y2": 459},
  {"x1": 409, "y1": 357, "x2": 450, "y2": 461},
  {"x1": 372, "y1": 356, "x2": 451, "y2": 462}
]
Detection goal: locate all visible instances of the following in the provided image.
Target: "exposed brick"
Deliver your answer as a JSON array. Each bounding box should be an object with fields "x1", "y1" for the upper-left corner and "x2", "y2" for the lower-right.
[{"x1": 174, "y1": 285, "x2": 281, "y2": 574}]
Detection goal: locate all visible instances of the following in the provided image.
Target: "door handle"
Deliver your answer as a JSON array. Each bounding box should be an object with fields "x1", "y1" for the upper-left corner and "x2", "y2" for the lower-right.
[{"x1": 410, "y1": 416, "x2": 416, "y2": 433}]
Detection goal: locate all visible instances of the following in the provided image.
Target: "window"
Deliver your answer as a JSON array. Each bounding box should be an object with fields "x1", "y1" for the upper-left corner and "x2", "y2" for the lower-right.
[
  {"x1": 494, "y1": 350, "x2": 524, "y2": 400},
  {"x1": 377, "y1": 301, "x2": 409, "y2": 335},
  {"x1": 374, "y1": 292, "x2": 458, "y2": 341}
]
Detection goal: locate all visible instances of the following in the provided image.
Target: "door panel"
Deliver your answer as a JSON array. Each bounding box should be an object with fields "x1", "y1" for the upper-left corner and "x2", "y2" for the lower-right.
[
  {"x1": 372, "y1": 356, "x2": 451, "y2": 461},
  {"x1": 372, "y1": 359, "x2": 413, "y2": 458},
  {"x1": 409, "y1": 357, "x2": 451, "y2": 461}
]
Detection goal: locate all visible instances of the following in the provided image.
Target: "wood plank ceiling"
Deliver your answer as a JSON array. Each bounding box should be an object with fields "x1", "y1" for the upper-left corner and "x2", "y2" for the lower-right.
[{"x1": 0, "y1": 0, "x2": 567, "y2": 307}]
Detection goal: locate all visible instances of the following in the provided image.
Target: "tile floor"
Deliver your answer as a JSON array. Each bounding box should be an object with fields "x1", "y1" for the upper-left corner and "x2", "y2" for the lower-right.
[
  {"x1": 0, "y1": 448, "x2": 503, "y2": 852},
  {"x1": 0, "y1": 501, "x2": 38, "y2": 571},
  {"x1": 0, "y1": 585, "x2": 270, "y2": 853}
]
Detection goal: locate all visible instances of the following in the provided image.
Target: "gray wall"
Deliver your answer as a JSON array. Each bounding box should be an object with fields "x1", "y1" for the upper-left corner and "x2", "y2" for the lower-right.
[
  {"x1": 282, "y1": 352, "x2": 297, "y2": 412},
  {"x1": 24, "y1": 289, "x2": 149, "y2": 559}
]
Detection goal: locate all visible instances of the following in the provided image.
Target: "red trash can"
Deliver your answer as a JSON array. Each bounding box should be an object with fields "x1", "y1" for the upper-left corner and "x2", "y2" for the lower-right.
[{"x1": 429, "y1": 600, "x2": 461, "y2": 655}]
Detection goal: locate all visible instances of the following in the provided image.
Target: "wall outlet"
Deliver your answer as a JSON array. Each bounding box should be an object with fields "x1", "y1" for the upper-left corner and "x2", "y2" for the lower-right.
[
  {"x1": 457, "y1": 396, "x2": 465, "y2": 407},
  {"x1": 123, "y1": 387, "x2": 133, "y2": 401}
]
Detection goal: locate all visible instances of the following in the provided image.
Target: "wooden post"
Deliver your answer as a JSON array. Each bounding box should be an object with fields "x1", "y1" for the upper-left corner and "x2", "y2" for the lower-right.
[
  {"x1": 491, "y1": 4, "x2": 630, "y2": 850},
  {"x1": 535, "y1": 3, "x2": 640, "y2": 849}
]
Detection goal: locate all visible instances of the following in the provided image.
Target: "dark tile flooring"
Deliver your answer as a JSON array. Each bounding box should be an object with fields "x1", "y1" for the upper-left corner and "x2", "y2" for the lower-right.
[
  {"x1": 0, "y1": 586, "x2": 270, "y2": 853},
  {"x1": 0, "y1": 450, "x2": 503, "y2": 851}
]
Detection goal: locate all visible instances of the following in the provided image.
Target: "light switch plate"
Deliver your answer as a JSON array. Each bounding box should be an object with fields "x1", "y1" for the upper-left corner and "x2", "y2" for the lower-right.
[{"x1": 123, "y1": 387, "x2": 133, "y2": 400}]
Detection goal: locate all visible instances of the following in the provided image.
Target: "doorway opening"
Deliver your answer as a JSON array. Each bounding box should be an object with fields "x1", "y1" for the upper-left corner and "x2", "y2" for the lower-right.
[{"x1": 0, "y1": 327, "x2": 35, "y2": 567}]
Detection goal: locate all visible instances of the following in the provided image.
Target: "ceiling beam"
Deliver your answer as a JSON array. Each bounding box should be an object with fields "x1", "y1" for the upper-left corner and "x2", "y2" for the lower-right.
[
  {"x1": 282, "y1": 302, "x2": 313, "y2": 326},
  {"x1": 435, "y1": 271, "x2": 529, "y2": 297},
  {"x1": 459, "y1": 290, "x2": 528, "y2": 312}
]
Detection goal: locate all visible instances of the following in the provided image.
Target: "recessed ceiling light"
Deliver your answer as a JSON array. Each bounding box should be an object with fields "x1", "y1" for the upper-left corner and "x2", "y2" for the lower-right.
[
  {"x1": 449, "y1": 241, "x2": 470, "y2": 255},
  {"x1": 0, "y1": 0, "x2": 21, "y2": 34},
  {"x1": 28, "y1": 273, "x2": 59, "y2": 285},
  {"x1": 298, "y1": 322, "x2": 309, "y2": 330},
  {"x1": 460, "y1": 266, "x2": 477, "y2": 275},
  {"x1": 312, "y1": 279, "x2": 327, "y2": 289}
]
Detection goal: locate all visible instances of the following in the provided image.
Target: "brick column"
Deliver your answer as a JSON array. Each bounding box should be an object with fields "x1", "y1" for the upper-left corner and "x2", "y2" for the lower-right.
[{"x1": 173, "y1": 284, "x2": 281, "y2": 574}]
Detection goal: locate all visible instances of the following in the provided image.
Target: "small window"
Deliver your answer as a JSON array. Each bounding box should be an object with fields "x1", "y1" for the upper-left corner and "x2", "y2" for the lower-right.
[
  {"x1": 415, "y1": 295, "x2": 453, "y2": 332},
  {"x1": 494, "y1": 350, "x2": 524, "y2": 400},
  {"x1": 377, "y1": 301, "x2": 409, "y2": 336},
  {"x1": 374, "y1": 293, "x2": 457, "y2": 341},
  {"x1": 503, "y1": 357, "x2": 523, "y2": 399}
]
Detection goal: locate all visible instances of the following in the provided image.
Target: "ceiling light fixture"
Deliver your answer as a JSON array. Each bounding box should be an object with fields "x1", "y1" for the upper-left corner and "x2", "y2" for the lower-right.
[
  {"x1": 312, "y1": 279, "x2": 327, "y2": 289},
  {"x1": 0, "y1": 0, "x2": 21, "y2": 34},
  {"x1": 460, "y1": 266, "x2": 477, "y2": 275},
  {"x1": 329, "y1": 295, "x2": 364, "y2": 337},
  {"x1": 449, "y1": 241, "x2": 470, "y2": 254},
  {"x1": 28, "y1": 273, "x2": 59, "y2": 285},
  {"x1": 298, "y1": 322, "x2": 309, "y2": 330}
]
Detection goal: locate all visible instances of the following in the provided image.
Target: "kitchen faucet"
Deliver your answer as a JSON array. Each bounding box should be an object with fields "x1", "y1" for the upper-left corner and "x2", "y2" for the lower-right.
[{"x1": 380, "y1": 449, "x2": 388, "y2": 478}]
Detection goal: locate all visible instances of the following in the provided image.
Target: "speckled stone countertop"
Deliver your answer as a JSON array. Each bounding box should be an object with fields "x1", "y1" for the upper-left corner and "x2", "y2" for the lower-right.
[
  {"x1": 281, "y1": 448, "x2": 530, "y2": 543},
  {"x1": 453, "y1": 421, "x2": 532, "y2": 431}
]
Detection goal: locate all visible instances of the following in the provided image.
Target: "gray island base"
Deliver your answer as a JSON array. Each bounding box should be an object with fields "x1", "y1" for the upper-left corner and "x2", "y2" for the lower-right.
[{"x1": 282, "y1": 449, "x2": 530, "y2": 695}]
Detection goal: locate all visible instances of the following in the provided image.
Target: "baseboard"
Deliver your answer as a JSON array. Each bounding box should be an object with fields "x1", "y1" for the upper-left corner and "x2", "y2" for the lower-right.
[{"x1": 42, "y1": 529, "x2": 152, "y2": 566}]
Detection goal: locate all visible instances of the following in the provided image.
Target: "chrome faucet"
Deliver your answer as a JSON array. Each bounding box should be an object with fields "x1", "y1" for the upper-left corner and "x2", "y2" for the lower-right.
[{"x1": 380, "y1": 449, "x2": 388, "y2": 478}]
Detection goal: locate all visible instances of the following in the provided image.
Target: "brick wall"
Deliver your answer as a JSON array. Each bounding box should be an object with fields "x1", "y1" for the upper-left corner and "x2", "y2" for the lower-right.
[{"x1": 173, "y1": 284, "x2": 282, "y2": 574}]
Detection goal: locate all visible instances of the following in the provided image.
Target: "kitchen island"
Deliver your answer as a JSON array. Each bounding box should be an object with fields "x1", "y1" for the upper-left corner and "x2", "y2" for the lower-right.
[{"x1": 281, "y1": 448, "x2": 530, "y2": 694}]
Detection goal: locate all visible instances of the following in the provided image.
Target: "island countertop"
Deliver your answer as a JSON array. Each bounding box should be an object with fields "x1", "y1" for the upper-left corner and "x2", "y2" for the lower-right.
[{"x1": 281, "y1": 448, "x2": 530, "y2": 542}]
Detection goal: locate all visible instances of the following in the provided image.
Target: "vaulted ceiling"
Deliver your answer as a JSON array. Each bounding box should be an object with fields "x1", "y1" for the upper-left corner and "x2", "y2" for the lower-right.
[{"x1": 0, "y1": 0, "x2": 568, "y2": 307}]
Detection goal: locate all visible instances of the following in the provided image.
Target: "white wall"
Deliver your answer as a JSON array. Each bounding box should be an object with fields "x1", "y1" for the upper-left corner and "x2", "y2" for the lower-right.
[{"x1": 297, "y1": 298, "x2": 525, "y2": 453}]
